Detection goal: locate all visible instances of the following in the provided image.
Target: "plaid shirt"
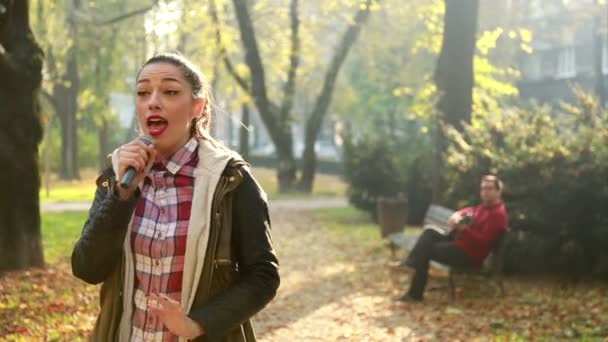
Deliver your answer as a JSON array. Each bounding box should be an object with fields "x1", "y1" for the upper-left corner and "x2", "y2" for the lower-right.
[{"x1": 130, "y1": 138, "x2": 198, "y2": 342}]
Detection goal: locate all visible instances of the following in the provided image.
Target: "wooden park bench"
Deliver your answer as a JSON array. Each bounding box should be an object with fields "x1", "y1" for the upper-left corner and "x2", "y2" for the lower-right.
[{"x1": 387, "y1": 204, "x2": 508, "y2": 300}]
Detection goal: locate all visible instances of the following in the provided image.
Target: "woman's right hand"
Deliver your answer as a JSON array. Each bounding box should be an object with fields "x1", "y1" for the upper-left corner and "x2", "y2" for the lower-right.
[{"x1": 115, "y1": 138, "x2": 157, "y2": 200}]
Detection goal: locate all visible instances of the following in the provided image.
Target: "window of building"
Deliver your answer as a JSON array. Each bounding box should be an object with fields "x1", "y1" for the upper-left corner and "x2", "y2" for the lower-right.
[
  {"x1": 557, "y1": 46, "x2": 576, "y2": 79},
  {"x1": 524, "y1": 54, "x2": 542, "y2": 80}
]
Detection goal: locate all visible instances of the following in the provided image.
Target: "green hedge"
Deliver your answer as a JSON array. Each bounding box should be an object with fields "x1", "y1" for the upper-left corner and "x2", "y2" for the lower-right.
[{"x1": 443, "y1": 92, "x2": 608, "y2": 277}]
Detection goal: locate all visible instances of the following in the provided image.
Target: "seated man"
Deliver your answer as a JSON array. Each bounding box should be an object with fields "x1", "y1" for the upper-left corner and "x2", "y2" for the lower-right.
[{"x1": 397, "y1": 175, "x2": 509, "y2": 302}]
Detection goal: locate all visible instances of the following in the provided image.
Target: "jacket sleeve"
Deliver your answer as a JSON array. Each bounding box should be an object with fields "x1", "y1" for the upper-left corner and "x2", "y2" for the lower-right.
[
  {"x1": 189, "y1": 170, "x2": 280, "y2": 340},
  {"x1": 459, "y1": 211, "x2": 508, "y2": 248},
  {"x1": 71, "y1": 169, "x2": 139, "y2": 285}
]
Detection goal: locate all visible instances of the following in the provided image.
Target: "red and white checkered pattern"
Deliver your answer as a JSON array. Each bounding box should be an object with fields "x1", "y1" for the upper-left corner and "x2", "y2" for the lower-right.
[{"x1": 130, "y1": 138, "x2": 198, "y2": 342}]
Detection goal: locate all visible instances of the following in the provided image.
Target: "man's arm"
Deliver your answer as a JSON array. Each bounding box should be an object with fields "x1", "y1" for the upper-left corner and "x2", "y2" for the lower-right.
[
  {"x1": 458, "y1": 212, "x2": 508, "y2": 247},
  {"x1": 448, "y1": 207, "x2": 473, "y2": 230}
]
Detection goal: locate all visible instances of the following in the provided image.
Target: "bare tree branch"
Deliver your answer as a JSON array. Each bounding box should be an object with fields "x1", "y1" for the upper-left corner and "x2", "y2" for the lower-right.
[
  {"x1": 279, "y1": 0, "x2": 300, "y2": 121},
  {"x1": 209, "y1": 0, "x2": 251, "y2": 94},
  {"x1": 231, "y1": 0, "x2": 273, "y2": 118},
  {"x1": 299, "y1": 0, "x2": 376, "y2": 190},
  {"x1": 74, "y1": 0, "x2": 160, "y2": 26},
  {"x1": 306, "y1": 0, "x2": 375, "y2": 140}
]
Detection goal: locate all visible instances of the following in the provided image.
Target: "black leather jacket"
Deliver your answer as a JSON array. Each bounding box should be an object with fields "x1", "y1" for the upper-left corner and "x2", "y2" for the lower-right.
[{"x1": 71, "y1": 163, "x2": 279, "y2": 341}]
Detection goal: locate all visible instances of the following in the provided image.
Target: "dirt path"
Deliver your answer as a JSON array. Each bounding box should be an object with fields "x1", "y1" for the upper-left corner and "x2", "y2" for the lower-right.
[{"x1": 256, "y1": 208, "x2": 419, "y2": 341}]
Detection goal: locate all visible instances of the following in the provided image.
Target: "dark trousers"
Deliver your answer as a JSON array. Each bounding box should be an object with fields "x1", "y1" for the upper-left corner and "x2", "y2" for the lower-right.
[{"x1": 404, "y1": 229, "x2": 473, "y2": 300}]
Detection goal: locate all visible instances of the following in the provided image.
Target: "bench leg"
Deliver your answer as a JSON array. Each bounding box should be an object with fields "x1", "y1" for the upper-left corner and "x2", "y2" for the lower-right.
[
  {"x1": 389, "y1": 243, "x2": 397, "y2": 259},
  {"x1": 496, "y1": 277, "x2": 506, "y2": 297},
  {"x1": 448, "y1": 271, "x2": 456, "y2": 300}
]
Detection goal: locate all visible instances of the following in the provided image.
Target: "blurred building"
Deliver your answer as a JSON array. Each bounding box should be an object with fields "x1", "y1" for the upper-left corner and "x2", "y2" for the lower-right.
[{"x1": 514, "y1": 0, "x2": 608, "y2": 104}]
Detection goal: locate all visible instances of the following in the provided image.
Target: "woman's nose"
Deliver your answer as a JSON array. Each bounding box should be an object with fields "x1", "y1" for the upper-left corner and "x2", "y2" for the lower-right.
[{"x1": 148, "y1": 91, "x2": 161, "y2": 110}]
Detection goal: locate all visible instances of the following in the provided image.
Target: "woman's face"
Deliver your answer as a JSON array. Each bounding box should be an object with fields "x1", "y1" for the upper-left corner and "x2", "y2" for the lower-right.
[{"x1": 135, "y1": 62, "x2": 204, "y2": 159}]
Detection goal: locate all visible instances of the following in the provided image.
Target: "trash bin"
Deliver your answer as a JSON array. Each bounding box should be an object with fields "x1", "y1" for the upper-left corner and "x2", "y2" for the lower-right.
[{"x1": 376, "y1": 196, "x2": 408, "y2": 238}]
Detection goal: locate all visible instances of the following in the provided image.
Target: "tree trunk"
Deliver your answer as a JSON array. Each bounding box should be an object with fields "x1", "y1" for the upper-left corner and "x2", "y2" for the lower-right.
[
  {"x1": 431, "y1": 0, "x2": 479, "y2": 202},
  {"x1": 98, "y1": 117, "x2": 109, "y2": 169},
  {"x1": 430, "y1": 122, "x2": 445, "y2": 203},
  {"x1": 56, "y1": 2, "x2": 80, "y2": 180},
  {"x1": 239, "y1": 104, "x2": 250, "y2": 160},
  {"x1": 299, "y1": 0, "x2": 375, "y2": 193},
  {"x1": 0, "y1": 0, "x2": 45, "y2": 274},
  {"x1": 230, "y1": 0, "x2": 297, "y2": 191},
  {"x1": 275, "y1": 128, "x2": 297, "y2": 193},
  {"x1": 434, "y1": 0, "x2": 479, "y2": 130},
  {"x1": 56, "y1": 48, "x2": 80, "y2": 179}
]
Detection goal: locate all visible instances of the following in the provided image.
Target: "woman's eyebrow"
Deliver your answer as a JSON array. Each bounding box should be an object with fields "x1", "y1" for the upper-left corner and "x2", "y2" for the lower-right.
[{"x1": 136, "y1": 77, "x2": 183, "y2": 84}]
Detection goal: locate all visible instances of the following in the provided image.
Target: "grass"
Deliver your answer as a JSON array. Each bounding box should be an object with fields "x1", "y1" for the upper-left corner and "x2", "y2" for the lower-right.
[
  {"x1": 39, "y1": 169, "x2": 98, "y2": 204},
  {"x1": 39, "y1": 167, "x2": 347, "y2": 203},
  {"x1": 39, "y1": 186, "x2": 95, "y2": 204},
  {"x1": 41, "y1": 211, "x2": 88, "y2": 264},
  {"x1": 252, "y1": 167, "x2": 347, "y2": 200},
  {"x1": 314, "y1": 206, "x2": 420, "y2": 247}
]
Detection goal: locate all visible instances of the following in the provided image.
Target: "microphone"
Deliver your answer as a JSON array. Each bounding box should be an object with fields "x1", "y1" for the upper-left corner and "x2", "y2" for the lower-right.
[{"x1": 120, "y1": 136, "x2": 154, "y2": 189}]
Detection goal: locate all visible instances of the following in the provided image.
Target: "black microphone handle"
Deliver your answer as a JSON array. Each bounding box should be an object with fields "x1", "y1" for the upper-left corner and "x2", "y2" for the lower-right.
[{"x1": 119, "y1": 136, "x2": 154, "y2": 189}]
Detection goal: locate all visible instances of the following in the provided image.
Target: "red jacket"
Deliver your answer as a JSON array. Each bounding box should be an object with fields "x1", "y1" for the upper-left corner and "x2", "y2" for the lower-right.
[{"x1": 453, "y1": 202, "x2": 509, "y2": 267}]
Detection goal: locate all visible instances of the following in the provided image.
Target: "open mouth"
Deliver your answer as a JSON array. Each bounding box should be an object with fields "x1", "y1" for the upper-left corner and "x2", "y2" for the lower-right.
[{"x1": 147, "y1": 115, "x2": 168, "y2": 136}]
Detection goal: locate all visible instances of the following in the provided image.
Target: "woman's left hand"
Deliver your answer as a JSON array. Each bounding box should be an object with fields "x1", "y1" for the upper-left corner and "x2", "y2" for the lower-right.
[{"x1": 147, "y1": 293, "x2": 204, "y2": 339}]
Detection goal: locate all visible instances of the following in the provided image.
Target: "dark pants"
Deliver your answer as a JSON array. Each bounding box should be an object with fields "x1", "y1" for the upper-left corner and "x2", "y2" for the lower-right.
[{"x1": 404, "y1": 229, "x2": 473, "y2": 300}]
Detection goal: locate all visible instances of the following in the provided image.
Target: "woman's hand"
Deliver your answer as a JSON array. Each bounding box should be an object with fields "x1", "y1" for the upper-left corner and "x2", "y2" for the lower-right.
[
  {"x1": 115, "y1": 138, "x2": 157, "y2": 200},
  {"x1": 147, "y1": 293, "x2": 204, "y2": 340}
]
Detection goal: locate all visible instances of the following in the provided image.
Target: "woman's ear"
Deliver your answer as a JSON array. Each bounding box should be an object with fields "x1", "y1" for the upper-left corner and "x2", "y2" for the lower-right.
[{"x1": 192, "y1": 98, "x2": 206, "y2": 120}]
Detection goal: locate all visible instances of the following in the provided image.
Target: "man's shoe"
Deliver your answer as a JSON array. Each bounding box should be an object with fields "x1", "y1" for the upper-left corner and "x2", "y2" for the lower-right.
[
  {"x1": 402, "y1": 257, "x2": 419, "y2": 270},
  {"x1": 394, "y1": 293, "x2": 422, "y2": 303}
]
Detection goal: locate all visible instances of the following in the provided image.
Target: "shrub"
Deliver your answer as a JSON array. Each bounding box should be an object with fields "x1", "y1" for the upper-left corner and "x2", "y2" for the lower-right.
[
  {"x1": 443, "y1": 91, "x2": 608, "y2": 276},
  {"x1": 342, "y1": 123, "x2": 432, "y2": 224}
]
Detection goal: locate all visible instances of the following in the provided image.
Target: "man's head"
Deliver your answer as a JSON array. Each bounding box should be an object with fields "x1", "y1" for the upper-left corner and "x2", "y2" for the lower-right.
[{"x1": 480, "y1": 175, "x2": 503, "y2": 206}]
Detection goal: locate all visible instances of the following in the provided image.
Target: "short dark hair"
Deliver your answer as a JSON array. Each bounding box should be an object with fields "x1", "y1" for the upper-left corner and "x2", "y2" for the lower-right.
[{"x1": 481, "y1": 175, "x2": 503, "y2": 191}]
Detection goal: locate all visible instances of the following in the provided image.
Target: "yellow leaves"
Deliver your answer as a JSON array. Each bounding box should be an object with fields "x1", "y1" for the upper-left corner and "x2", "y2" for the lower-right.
[
  {"x1": 474, "y1": 56, "x2": 519, "y2": 98},
  {"x1": 369, "y1": 0, "x2": 382, "y2": 11},
  {"x1": 411, "y1": 0, "x2": 444, "y2": 55},
  {"x1": 483, "y1": 148, "x2": 494, "y2": 158},
  {"x1": 477, "y1": 28, "x2": 504, "y2": 56},
  {"x1": 521, "y1": 43, "x2": 534, "y2": 54},
  {"x1": 420, "y1": 126, "x2": 429, "y2": 134},
  {"x1": 519, "y1": 29, "x2": 533, "y2": 43},
  {"x1": 355, "y1": 0, "x2": 381, "y2": 12},
  {"x1": 505, "y1": 28, "x2": 534, "y2": 53},
  {"x1": 392, "y1": 87, "x2": 413, "y2": 97},
  {"x1": 445, "y1": 306, "x2": 464, "y2": 315}
]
